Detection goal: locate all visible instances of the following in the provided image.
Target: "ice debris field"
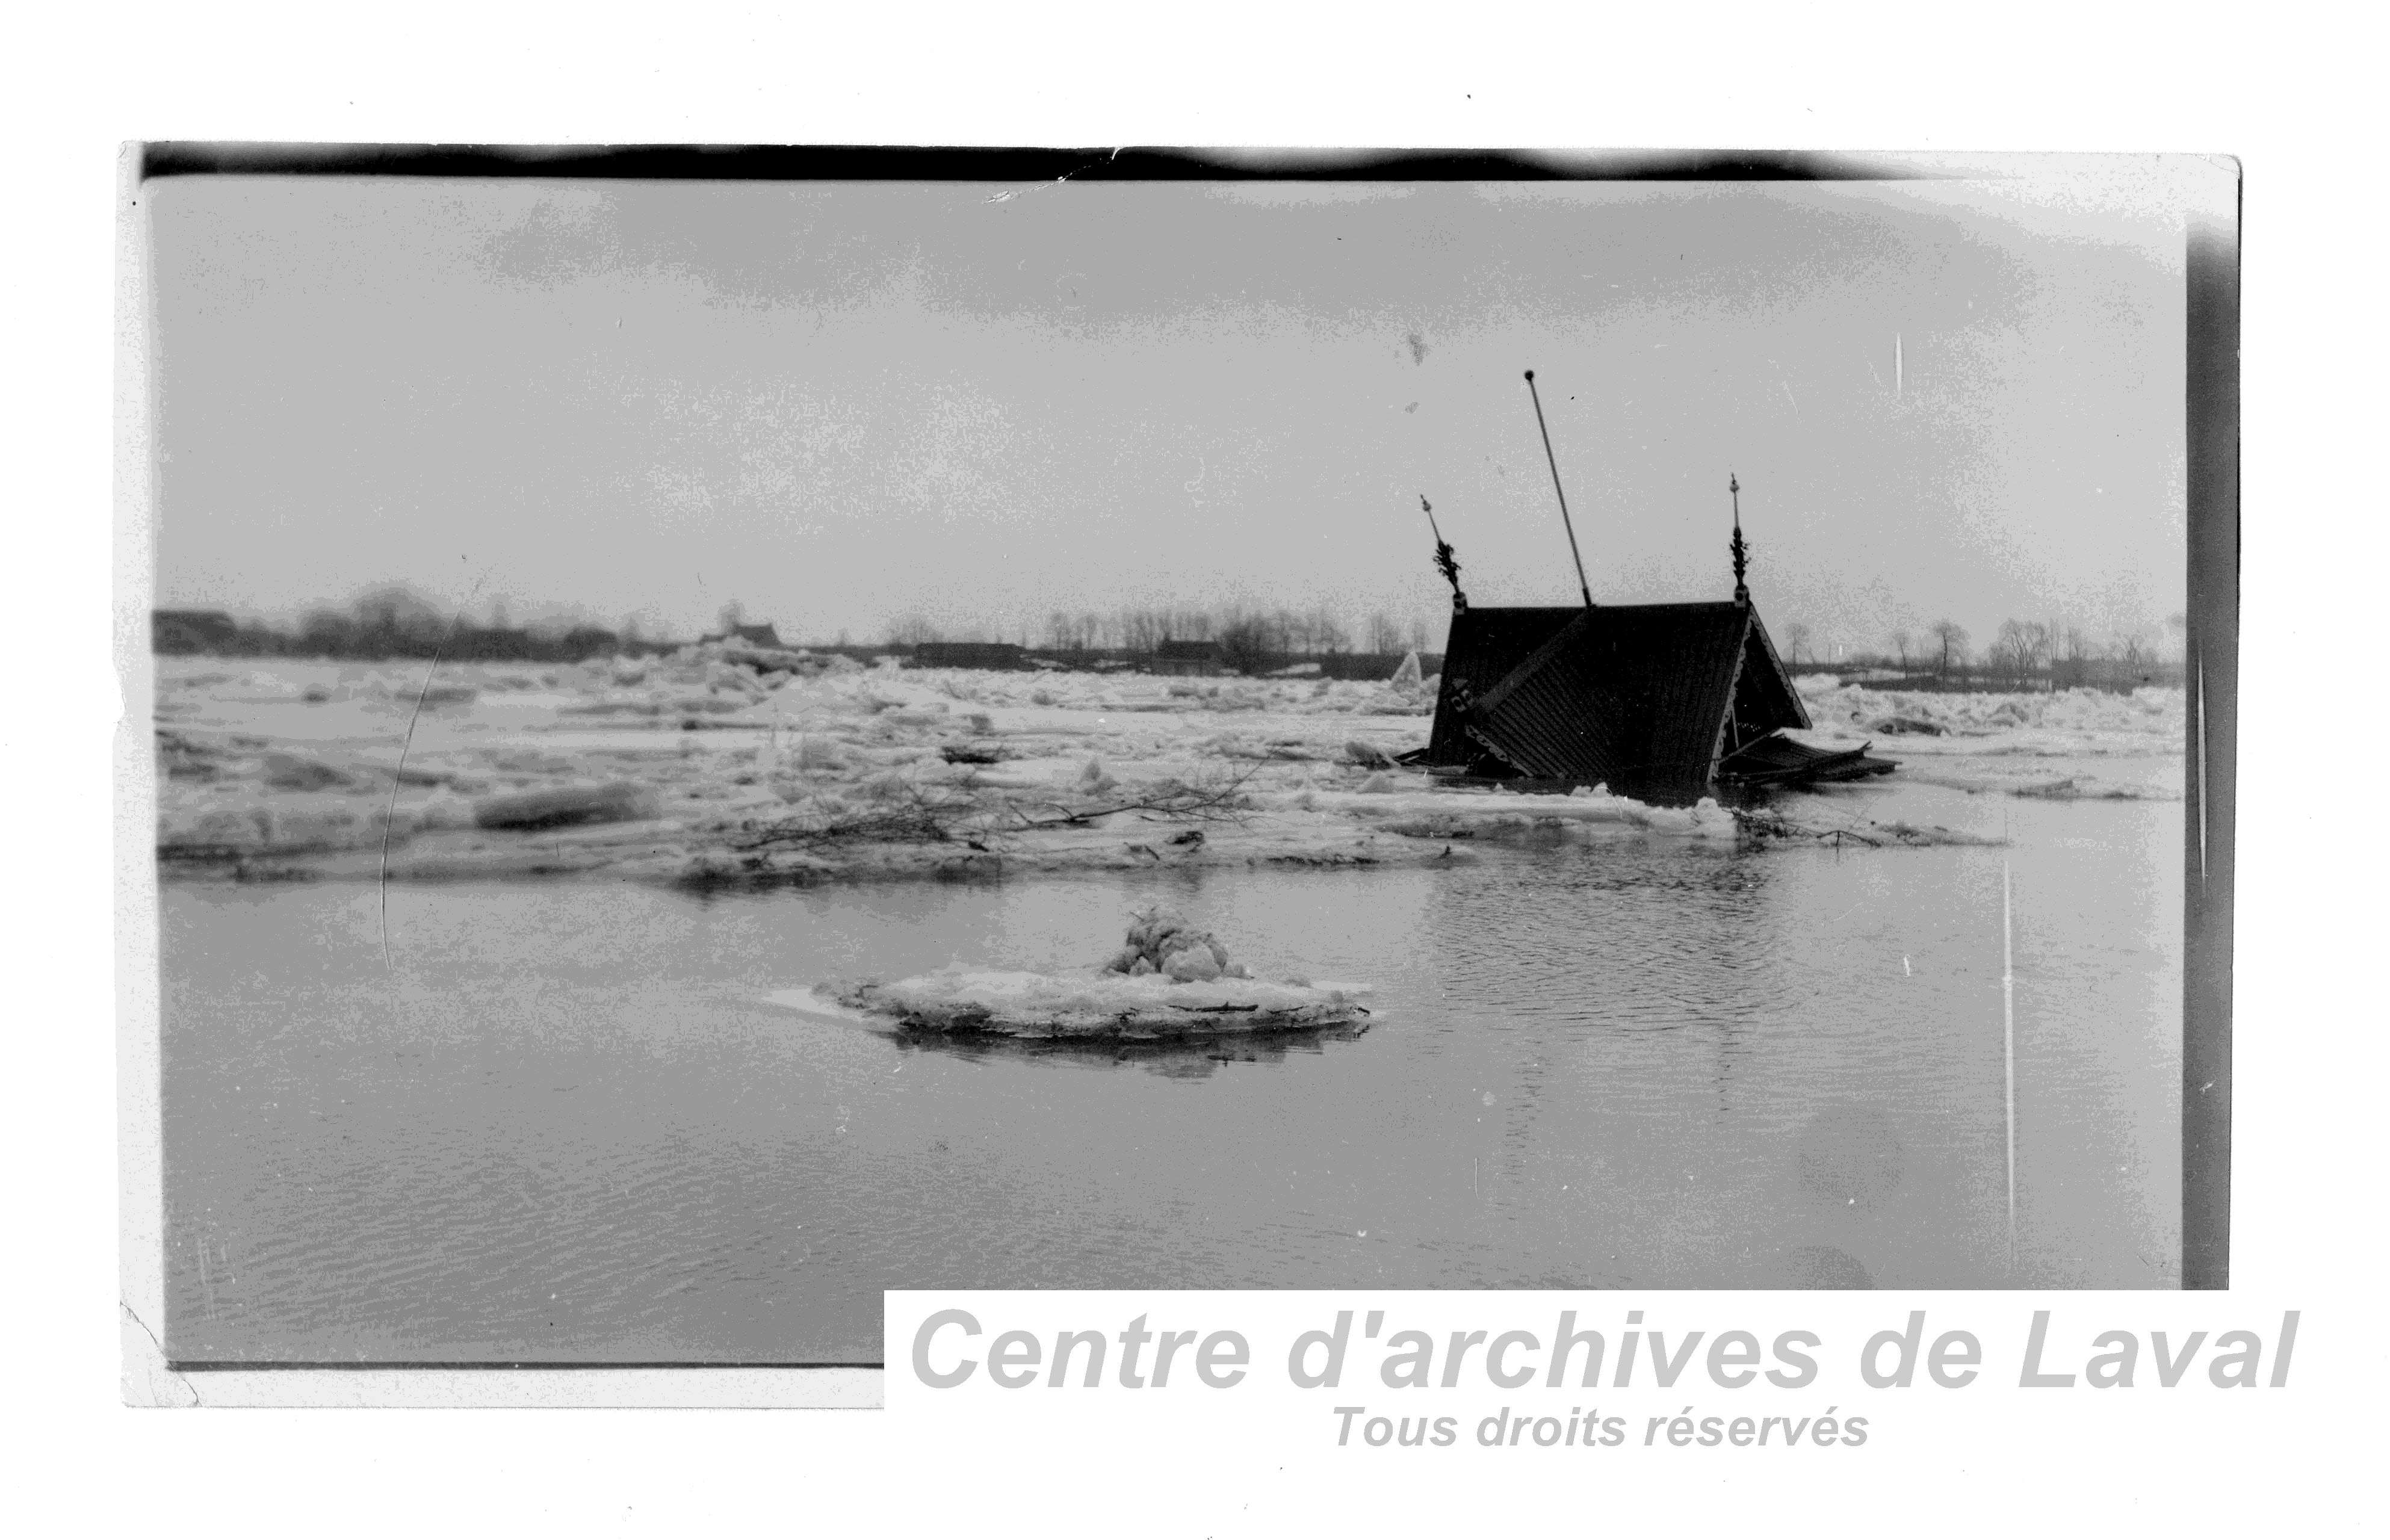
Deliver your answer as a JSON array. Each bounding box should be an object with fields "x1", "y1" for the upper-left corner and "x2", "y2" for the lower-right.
[{"x1": 150, "y1": 643, "x2": 2185, "y2": 886}]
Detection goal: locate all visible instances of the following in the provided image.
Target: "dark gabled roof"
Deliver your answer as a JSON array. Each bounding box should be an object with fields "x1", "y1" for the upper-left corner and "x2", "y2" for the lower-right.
[
  {"x1": 911, "y1": 641, "x2": 1027, "y2": 669},
  {"x1": 1730, "y1": 609, "x2": 1807, "y2": 735},
  {"x1": 1426, "y1": 607, "x2": 1577, "y2": 767},
  {"x1": 704, "y1": 623, "x2": 785, "y2": 647},
  {"x1": 1426, "y1": 601, "x2": 1809, "y2": 797}
]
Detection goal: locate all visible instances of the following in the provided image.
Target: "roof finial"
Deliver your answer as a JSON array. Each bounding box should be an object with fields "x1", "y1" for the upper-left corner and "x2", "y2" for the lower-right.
[
  {"x1": 1729, "y1": 472, "x2": 1750, "y2": 605},
  {"x1": 1422, "y1": 495, "x2": 1467, "y2": 612}
]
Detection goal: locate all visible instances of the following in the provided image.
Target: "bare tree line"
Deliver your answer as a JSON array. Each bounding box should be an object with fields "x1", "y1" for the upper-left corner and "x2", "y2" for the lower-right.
[
  {"x1": 1779, "y1": 612, "x2": 2190, "y2": 688},
  {"x1": 892, "y1": 597, "x2": 2189, "y2": 687},
  {"x1": 887, "y1": 604, "x2": 1440, "y2": 658},
  {"x1": 156, "y1": 579, "x2": 2190, "y2": 690}
]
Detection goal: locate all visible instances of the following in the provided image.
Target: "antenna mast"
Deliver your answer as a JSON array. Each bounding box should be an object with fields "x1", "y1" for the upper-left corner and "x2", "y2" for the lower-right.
[{"x1": 1523, "y1": 371, "x2": 1593, "y2": 608}]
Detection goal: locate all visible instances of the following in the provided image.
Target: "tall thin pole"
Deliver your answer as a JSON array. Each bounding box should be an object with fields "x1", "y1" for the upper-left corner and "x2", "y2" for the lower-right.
[
  {"x1": 1523, "y1": 370, "x2": 1593, "y2": 608},
  {"x1": 2003, "y1": 858, "x2": 2017, "y2": 1271}
]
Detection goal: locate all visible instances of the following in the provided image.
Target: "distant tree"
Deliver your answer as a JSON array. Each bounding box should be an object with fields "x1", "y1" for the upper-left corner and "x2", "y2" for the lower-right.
[
  {"x1": 350, "y1": 585, "x2": 449, "y2": 649},
  {"x1": 1269, "y1": 607, "x2": 1299, "y2": 660},
  {"x1": 1366, "y1": 611, "x2": 1401, "y2": 655},
  {"x1": 1990, "y1": 620, "x2": 2023, "y2": 681},
  {"x1": 300, "y1": 607, "x2": 356, "y2": 647},
  {"x1": 1890, "y1": 628, "x2": 1912, "y2": 670},
  {"x1": 1218, "y1": 616, "x2": 1271, "y2": 676},
  {"x1": 1407, "y1": 615, "x2": 1430, "y2": 652},
  {"x1": 559, "y1": 625, "x2": 619, "y2": 660},
  {"x1": 1928, "y1": 619, "x2": 1969, "y2": 675},
  {"x1": 1991, "y1": 619, "x2": 2051, "y2": 683},
  {"x1": 1781, "y1": 621, "x2": 1813, "y2": 665},
  {"x1": 2054, "y1": 625, "x2": 2090, "y2": 685},
  {"x1": 885, "y1": 612, "x2": 941, "y2": 648}
]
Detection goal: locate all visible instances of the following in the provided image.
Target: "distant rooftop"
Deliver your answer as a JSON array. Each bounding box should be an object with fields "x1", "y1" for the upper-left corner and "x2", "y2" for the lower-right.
[{"x1": 911, "y1": 641, "x2": 1029, "y2": 670}]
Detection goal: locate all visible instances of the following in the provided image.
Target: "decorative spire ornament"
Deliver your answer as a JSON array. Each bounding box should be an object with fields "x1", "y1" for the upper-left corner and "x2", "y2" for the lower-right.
[
  {"x1": 1728, "y1": 472, "x2": 1750, "y2": 605},
  {"x1": 1423, "y1": 494, "x2": 1467, "y2": 612}
]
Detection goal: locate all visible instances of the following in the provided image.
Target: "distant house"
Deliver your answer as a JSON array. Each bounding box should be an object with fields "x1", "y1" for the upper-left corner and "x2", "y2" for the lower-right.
[
  {"x1": 452, "y1": 626, "x2": 537, "y2": 661},
  {"x1": 560, "y1": 626, "x2": 624, "y2": 658},
  {"x1": 152, "y1": 609, "x2": 240, "y2": 654},
  {"x1": 910, "y1": 641, "x2": 1027, "y2": 671},
  {"x1": 708, "y1": 622, "x2": 784, "y2": 649},
  {"x1": 1150, "y1": 639, "x2": 1223, "y2": 676}
]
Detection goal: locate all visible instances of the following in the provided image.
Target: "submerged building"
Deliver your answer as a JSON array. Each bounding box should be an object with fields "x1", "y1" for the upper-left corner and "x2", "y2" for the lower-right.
[{"x1": 1422, "y1": 472, "x2": 1892, "y2": 804}]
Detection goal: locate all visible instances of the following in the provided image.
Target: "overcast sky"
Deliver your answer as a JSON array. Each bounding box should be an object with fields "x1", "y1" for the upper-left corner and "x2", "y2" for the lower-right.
[{"x1": 146, "y1": 158, "x2": 2207, "y2": 653}]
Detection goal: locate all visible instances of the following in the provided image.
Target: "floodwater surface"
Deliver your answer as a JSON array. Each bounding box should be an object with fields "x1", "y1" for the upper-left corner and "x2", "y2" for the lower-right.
[{"x1": 161, "y1": 788, "x2": 2181, "y2": 1362}]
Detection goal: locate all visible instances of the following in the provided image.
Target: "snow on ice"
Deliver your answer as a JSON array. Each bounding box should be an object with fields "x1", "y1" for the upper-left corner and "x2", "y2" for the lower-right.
[{"x1": 150, "y1": 648, "x2": 2182, "y2": 885}]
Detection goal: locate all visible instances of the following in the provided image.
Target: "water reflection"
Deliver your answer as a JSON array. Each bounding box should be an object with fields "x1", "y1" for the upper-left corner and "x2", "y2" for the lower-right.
[
  {"x1": 885, "y1": 1019, "x2": 1375, "y2": 1079},
  {"x1": 1428, "y1": 843, "x2": 1782, "y2": 1033}
]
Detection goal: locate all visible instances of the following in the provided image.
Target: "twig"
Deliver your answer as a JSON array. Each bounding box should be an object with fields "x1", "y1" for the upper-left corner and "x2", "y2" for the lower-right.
[
  {"x1": 1016, "y1": 764, "x2": 1265, "y2": 827},
  {"x1": 1730, "y1": 807, "x2": 1889, "y2": 847}
]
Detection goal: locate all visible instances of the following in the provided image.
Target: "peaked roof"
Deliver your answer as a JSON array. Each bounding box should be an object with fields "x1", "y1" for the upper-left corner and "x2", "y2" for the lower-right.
[{"x1": 1425, "y1": 601, "x2": 1808, "y2": 797}]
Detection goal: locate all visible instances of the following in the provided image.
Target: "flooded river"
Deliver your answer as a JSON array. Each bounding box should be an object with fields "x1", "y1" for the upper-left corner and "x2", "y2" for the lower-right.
[{"x1": 160, "y1": 787, "x2": 2181, "y2": 1362}]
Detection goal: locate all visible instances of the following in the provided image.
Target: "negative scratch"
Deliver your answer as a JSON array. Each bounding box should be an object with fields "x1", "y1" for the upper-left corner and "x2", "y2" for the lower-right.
[
  {"x1": 122, "y1": 1301, "x2": 201, "y2": 1406},
  {"x1": 984, "y1": 152, "x2": 1115, "y2": 205},
  {"x1": 2002, "y1": 859, "x2": 2017, "y2": 1272},
  {"x1": 380, "y1": 581, "x2": 485, "y2": 973},
  {"x1": 986, "y1": 175, "x2": 1072, "y2": 206},
  {"x1": 2195, "y1": 655, "x2": 2208, "y2": 881}
]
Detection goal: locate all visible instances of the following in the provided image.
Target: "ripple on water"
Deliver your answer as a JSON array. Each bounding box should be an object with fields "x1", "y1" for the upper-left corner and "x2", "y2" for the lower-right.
[{"x1": 160, "y1": 800, "x2": 2183, "y2": 1359}]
